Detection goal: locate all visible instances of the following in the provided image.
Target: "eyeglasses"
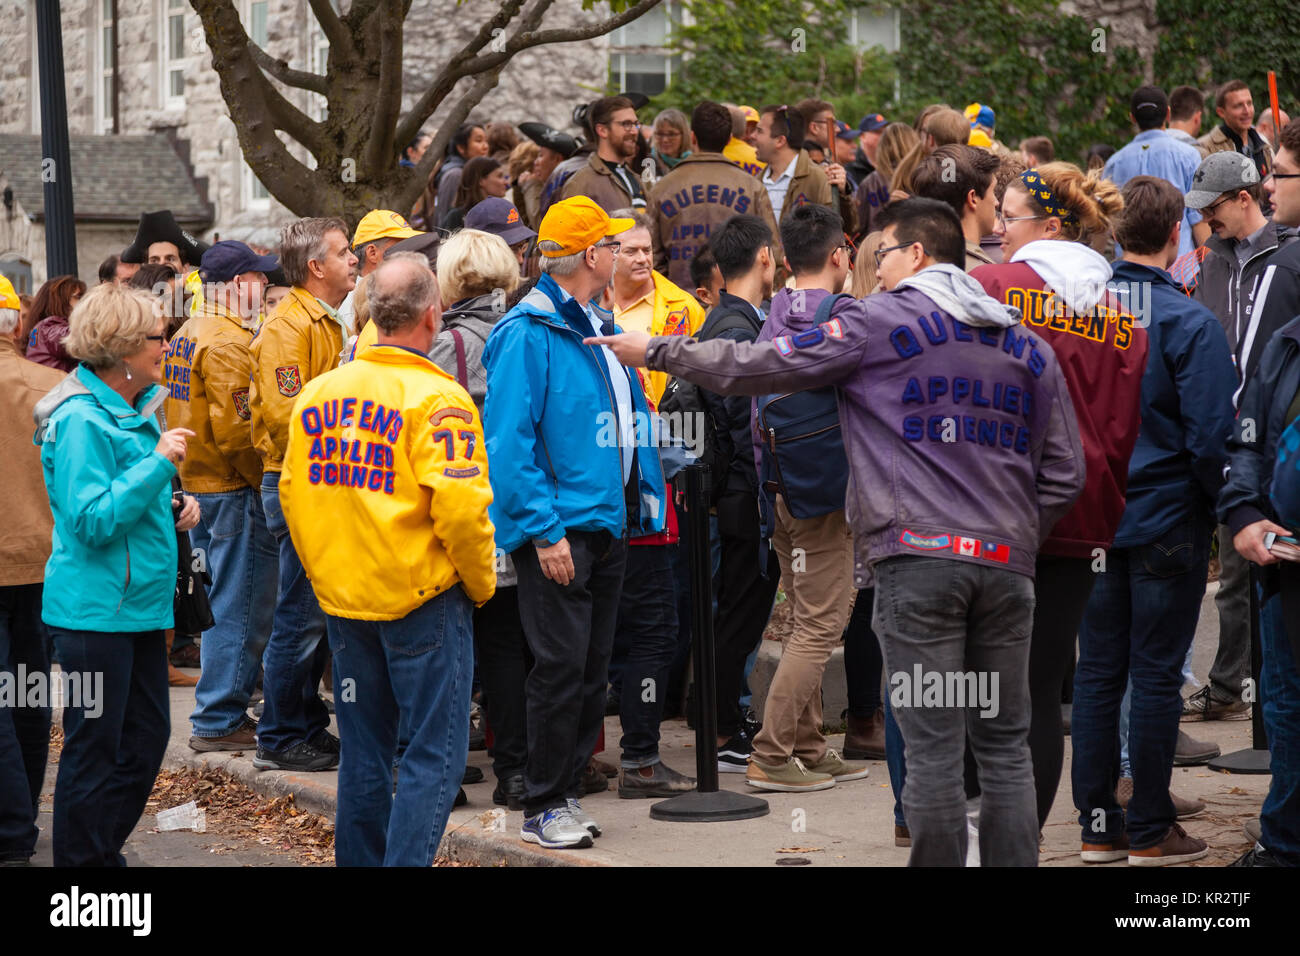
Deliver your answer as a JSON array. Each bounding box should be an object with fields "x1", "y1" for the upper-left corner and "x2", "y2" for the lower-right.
[
  {"x1": 605, "y1": 120, "x2": 640, "y2": 131},
  {"x1": 874, "y1": 241, "x2": 920, "y2": 267},
  {"x1": 995, "y1": 210, "x2": 1046, "y2": 224},
  {"x1": 145, "y1": 334, "x2": 167, "y2": 343},
  {"x1": 1201, "y1": 194, "x2": 1235, "y2": 216},
  {"x1": 1263, "y1": 171, "x2": 1300, "y2": 185}
]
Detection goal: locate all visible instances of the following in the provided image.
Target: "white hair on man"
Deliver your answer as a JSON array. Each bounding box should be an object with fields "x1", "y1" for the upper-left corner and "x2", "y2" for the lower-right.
[{"x1": 367, "y1": 251, "x2": 439, "y2": 335}]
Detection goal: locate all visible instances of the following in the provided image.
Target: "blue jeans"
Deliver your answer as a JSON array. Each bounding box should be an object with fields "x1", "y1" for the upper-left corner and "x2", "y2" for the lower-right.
[
  {"x1": 259, "y1": 471, "x2": 330, "y2": 753},
  {"x1": 1072, "y1": 518, "x2": 1210, "y2": 850},
  {"x1": 614, "y1": 545, "x2": 678, "y2": 766},
  {"x1": 0, "y1": 584, "x2": 49, "y2": 860},
  {"x1": 1259, "y1": 589, "x2": 1300, "y2": 864},
  {"x1": 51, "y1": 628, "x2": 170, "y2": 867},
  {"x1": 189, "y1": 487, "x2": 277, "y2": 737},
  {"x1": 327, "y1": 588, "x2": 473, "y2": 866},
  {"x1": 873, "y1": 555, "x2": 1038, "y2": 867}
]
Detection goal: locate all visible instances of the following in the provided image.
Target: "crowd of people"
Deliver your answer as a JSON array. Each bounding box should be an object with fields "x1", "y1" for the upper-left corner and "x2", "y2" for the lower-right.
[{"x1": 2, "y1": 77, "x2": 1300, "y2": 869}]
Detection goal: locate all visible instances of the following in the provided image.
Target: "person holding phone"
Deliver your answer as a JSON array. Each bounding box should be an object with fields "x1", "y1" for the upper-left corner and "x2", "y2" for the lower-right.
[{"x1": 33, "y1": 283, "x2": 200, "y2": 867}]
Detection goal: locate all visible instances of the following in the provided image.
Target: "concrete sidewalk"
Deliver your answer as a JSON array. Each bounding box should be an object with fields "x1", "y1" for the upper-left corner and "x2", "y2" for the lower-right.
[{"x1": 162, "y1": 585, "x2": 1269, "y2": 866}]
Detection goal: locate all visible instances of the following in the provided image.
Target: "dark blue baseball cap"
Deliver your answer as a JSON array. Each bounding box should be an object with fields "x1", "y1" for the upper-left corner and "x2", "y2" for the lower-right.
[
  {"x1": 857, "y1": 113, "x2": 888, "y2": 133},
  {"x1": 200, "y1": 240, "x2": 279, "y2": 282},
  {"x1": 465, "y1": 197, "x2": 537, "y2": 247}
]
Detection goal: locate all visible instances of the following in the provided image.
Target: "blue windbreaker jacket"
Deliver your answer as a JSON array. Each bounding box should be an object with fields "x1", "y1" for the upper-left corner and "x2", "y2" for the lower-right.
[{"x1": 482, "y1": 273, "x2": 668, "y2": 554}]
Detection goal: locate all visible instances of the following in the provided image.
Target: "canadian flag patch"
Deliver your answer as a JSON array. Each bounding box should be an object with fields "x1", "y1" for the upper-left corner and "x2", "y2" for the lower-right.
[{"x1": 953, "y1": 536, "x2": 981, "y2": 558}]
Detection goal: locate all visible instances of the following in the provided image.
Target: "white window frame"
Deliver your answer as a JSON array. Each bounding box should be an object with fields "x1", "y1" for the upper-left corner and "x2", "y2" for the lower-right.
[
  {"x1": 244, "y1": 159, "x2": 272, "y2": 209},
  {"x1": 96, "y1": 0, "x2": 115, "y2": 133},
  {"x1": 247, "y1": 0, "x2": 269, "y2": 48},
  {"x1": 608, "y1": 1, "x2": 678, "y2": 97},
  {"x1": 847, "y1": 5, "x2": 900, "y2": 53},
  {"x1": 162, "y1": 0, "x2": 189, "y2": 110}
]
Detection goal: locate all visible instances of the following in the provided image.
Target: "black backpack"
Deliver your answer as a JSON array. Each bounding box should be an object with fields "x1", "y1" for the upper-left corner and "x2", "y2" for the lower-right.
[
  {"x1": 755, "y1": 293, "x2": 851, "y2": 536},
  {"x1": 658, "y1": 304, "x2": 759, "y2": 505}
]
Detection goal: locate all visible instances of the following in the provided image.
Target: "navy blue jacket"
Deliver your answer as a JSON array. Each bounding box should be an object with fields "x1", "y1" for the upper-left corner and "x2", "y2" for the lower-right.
[
  {"x1": 1220, "y1": 315, "x2": 1300, "y2": 534},
  {"x1": 1108, "y1": 261, "x2": 1236, "y2": 546}
]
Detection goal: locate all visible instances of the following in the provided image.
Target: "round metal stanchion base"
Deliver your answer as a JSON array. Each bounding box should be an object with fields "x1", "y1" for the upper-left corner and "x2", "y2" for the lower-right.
[
  {"x1": 1207, "y1": 748, "x2": 1272, "y2": 775},
  {"x1": 648, "y1": 789, "x2": 770, "y2": 822}
]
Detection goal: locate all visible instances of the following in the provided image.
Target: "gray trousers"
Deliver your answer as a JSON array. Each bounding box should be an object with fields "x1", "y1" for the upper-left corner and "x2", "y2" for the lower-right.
[
  {"x1": 873, "y1": 554, "x2": 1039, "y2": 867},
  {"x1": 1211, "y1": 524, "x2": 1252, "y2": 700}
]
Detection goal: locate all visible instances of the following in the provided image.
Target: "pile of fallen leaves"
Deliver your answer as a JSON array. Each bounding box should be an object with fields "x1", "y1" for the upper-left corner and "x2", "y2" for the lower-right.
[
  {"x1": 146, "y1": 766, "x2": 477, "y2": 867},
  {"x1": 149, "y1": 766, "x2": 335, "y2": 866}
]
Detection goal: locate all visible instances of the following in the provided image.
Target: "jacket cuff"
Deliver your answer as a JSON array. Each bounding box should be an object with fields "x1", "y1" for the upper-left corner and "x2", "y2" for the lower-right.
[
  {"x1": 1226, "y1": 504, "x2": 1267, "y2": 537},
  {"x1": 645, "y1": 336, "x2": 673, "y2": 371},
  {"x1": 532, "y1": 520, "x2": 566, "y2": 548}
]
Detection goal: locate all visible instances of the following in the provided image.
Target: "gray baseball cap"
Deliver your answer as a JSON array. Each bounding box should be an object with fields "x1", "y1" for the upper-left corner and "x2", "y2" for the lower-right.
[{"x1": 1185, "y1": 151, "x2": 1260, "y2": 209}]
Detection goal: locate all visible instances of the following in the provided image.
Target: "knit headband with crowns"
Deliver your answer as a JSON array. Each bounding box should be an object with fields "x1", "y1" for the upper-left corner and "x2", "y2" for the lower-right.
[{"x1": 1021, "y1": 169, "x2": 1077, "y2": 224}]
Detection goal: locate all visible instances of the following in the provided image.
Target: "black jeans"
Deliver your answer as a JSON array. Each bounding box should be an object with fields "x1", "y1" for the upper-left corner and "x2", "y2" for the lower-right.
[
  {"x1": 0, "y1": 584, "x2": 49, "y2": 861},
  {"x1": 514, "y1": 530, "x2": 627, "y2": 817},
  {"x1": 51, "y1": 628, "x2": 170, "y2": 867},
  {"x1": 713, "y1": 491, "x2": 778, "y2": 737},
  {"x1": 1028, "y1": 556, "x2": 1097, "y2": 827},
  {"x1": 614, "y1": 544, "x2": 678, "y2": 766},
  {"x1": 843, "y1": 587, "x2": 884, "y2": 717},
  {"x1": 474, "y1": 585, "x2": 532, "y2": 783}
]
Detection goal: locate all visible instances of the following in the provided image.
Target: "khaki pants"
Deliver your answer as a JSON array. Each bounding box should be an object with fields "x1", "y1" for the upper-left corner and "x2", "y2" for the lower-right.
[{"x1": 751, "y1": 496, "x2": 854, "y2": 766}]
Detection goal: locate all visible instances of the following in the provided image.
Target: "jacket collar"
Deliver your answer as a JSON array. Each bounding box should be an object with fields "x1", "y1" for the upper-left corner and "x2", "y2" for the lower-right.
[
  {"x1": 714, "y1": 291, "x2": 763, "y2": 328},
  {"x1": 75, "y1": 364, "x2": 166, "y2": 426},
  {"x1": 193, "y1": 295, "x2": 253, "y2": 332},
  {"x1": 286, "y1": 286, "x2": 334, "y2": 324},
  {"x1": 1111, "y1": 258, "x2": 1180, "y2": 290},
  {"x1": 356, "y1": 342, "x2": 446, "y2": 374}
]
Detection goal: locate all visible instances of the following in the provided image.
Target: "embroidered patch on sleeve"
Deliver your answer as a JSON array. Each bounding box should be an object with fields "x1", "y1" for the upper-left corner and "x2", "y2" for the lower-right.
[
  {"x1": 443, "y1": 465, "x2": 482, "y2": 478},
  {"x1": 275, "y1": 365, "x2": 302, "y2": 397},
  {"x1": 232, "y1": 388, "x2": 251, "y2": 420},
  {"x1": 429, "y1": 407, "x2": 474, "y2": 426}
]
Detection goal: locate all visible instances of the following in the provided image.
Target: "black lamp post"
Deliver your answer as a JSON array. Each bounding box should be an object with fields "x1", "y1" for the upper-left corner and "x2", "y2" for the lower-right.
[{"x1": 35, "y1": 0, "x2": 78, "y2": 277}]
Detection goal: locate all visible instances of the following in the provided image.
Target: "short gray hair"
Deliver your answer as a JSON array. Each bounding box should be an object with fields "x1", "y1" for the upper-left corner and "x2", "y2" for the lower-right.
[
  {"x1": 610, "y1": 208, "x2": 651, "y2": 233},
  {"x1": 279, "y1": 216, "x2": 348, "y2": 287},
  {"x1": 0, "y1": 307, "x2": 17, "y2": 336},
  {"x1": 537, "y1": 240, "x2": 584, "y2": 277},
  {"x1": 368, "y1": 252, "x2": 438, "y2": 334}
]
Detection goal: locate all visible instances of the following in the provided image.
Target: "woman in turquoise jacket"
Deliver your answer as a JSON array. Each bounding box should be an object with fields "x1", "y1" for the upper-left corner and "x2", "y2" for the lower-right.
[{"x1": 33, "y1": 283, "x2": 200, "y2": 867}]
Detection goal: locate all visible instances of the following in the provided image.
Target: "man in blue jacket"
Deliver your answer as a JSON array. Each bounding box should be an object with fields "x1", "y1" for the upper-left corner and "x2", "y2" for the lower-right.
[
  {"x1": 483, "y1": 196, "x2": 668, "y2": 850},
  {"x1": 1217, "y1": 120, "x2": 1300, "y2": 866},
  {"x1": 1072, "y1": 176, "x2": 1237, "y2": 867}
]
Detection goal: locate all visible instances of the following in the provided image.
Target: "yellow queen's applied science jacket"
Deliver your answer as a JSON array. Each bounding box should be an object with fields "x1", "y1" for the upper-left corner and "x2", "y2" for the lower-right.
[{"x1": 279, "y1": 344, "x2": 497, "y2": 620}]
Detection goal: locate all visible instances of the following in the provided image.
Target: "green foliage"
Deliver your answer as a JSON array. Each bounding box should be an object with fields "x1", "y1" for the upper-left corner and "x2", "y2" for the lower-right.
[
  {"x1": 897, "y1": 0, "x2": 1145, "y2": 164},
  {"x1": 1155, "y1": 0, "x2": 1300, "y2": 128},
  {"x1": 648, "y1": 0, "x2": 897, "y2": 127}
]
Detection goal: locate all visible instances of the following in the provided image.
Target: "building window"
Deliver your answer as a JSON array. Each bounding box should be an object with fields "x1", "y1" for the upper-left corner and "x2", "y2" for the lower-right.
[
  {"x1": 608, "y1": 1, "x2": 679, "y2": 97},
  {"x1": 249, "y1": 0, "x2": 268, "y2": 47},
  {"x1": 164, "y1": 0, "x2": 188, "y2": 107},
  {"x1": 306, "y1": 2, "x2": 338, "y2": 121},
  {"x1": 848, "y1": 5, "x2": 899, "y2": 53},
  {"x1": 245, "y1": 161, "x2": 271, "y2": 208},
  {"x1": 97, "y1": 0, "x2": 115, "y2": 132}
]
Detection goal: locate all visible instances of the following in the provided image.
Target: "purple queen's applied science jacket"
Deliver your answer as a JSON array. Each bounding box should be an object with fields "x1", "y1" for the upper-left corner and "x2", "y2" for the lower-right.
[{"x1": 647, "y1": 265, "x2": 1087, "y2": 585}]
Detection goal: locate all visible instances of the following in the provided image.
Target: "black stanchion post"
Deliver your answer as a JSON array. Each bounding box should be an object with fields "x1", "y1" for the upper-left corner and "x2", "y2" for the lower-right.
[
  {"x1": 1208, "y1": 565, "x2": 1271, "y2": 774},
  {"x1": 650, "y1": 463, "x2": 768, "y2": 822}
]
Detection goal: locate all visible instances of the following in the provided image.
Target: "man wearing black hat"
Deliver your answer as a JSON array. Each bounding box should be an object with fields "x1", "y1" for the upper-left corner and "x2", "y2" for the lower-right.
[
  {"x1": 517, "y1": 123, "x2": 579, "y2": 230},
  {"x1": 847, "y1": 114, "x2": 887, "y2": 185},
  {"x1": 163, "y1": 241, "x2": 281, "y2": 754},
  {"x1": 121, "y1": 209, "x2": 211, "y2": 277}
]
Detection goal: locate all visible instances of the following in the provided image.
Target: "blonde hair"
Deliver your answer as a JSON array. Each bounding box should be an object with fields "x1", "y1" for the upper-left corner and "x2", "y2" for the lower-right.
[
  {"x1": 64, "y1": 283, "x2": 160, "y2": 369},
  {"x1": 851, "y1": 231, "x2": 885, "y2": 298},
  {"x1": 875, "y1": 123, "x2": 921, "y2": 193},
  {"x1": 437, "y1": 229, "x2": 521, "y2": 304},
  {"x1": 508, "y1": 140, "x2": 539, "y2": 185},
  {"x1": 1008, "y1": 161, "x2": 1124, "y2": 244}
]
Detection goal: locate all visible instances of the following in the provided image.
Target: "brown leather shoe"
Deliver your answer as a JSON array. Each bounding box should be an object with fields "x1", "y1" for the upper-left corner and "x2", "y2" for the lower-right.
[
  {"x1": 581, "y1": 760, "x2": 610, "y2": 795},
  {"x1": 1081, "y1": 831, "x2": 1129, "y2": 863},
  {"x1": 894, "y1": 824, "x2": 911, "y2": 847},
  {"x1": 169, "y1": 665, "x2": 199, "y2": 687},
  {"x1": 189, "y1": 718, "x2": 257, "y2": 752},
  {"x1": 1115, "y1": 777, "x2": 1203, "y2": 818},
  {"x1": 844, "y1": 708, "x2": 886, "y2": 760},
  {"x1": 591, "y1": 755, "x2": 620, "y2": 779},
  {"x1": 170, "y1": 641, "x2": 202, "y2": 668},
  {"x1": 1128, "y1": 823, "x2": 1208, "y2": 866}
]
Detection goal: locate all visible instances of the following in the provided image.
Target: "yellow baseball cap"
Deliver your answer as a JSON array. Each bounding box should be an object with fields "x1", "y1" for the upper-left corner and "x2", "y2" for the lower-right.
[
  {"x1": 537, "y1": 196, "x2": 634, "y2": 258},
  {"x1": 740, "y1": 105, "x2": 760, "y2": 125},
  {"x1": 352, "y1": 209, "x2": 423, "y2": 248},
  {"x1": 0, "y1": 275, "x2": 19, "y2": 310},
  {"x1": 968, "y1": 129, "x2": 993, "y2": 149}
]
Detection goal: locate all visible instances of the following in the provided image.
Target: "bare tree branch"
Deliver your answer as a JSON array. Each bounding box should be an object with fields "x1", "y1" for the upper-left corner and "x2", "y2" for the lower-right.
[
  {"x1": 249, "y1": 40, "x2": 328, "y2": 95},
  {"x1": 307, "y1": 0, "x2": 354, "y2": 58},
  {"x1": 393, "y1": 0, "x2": 528, "y2": 148},
  {"x1": 463, "y1": 0, "x2": 663, "y2": 76},
  {"x1": 363, "y1": 0, "x2": 406, "y2": 174}
]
